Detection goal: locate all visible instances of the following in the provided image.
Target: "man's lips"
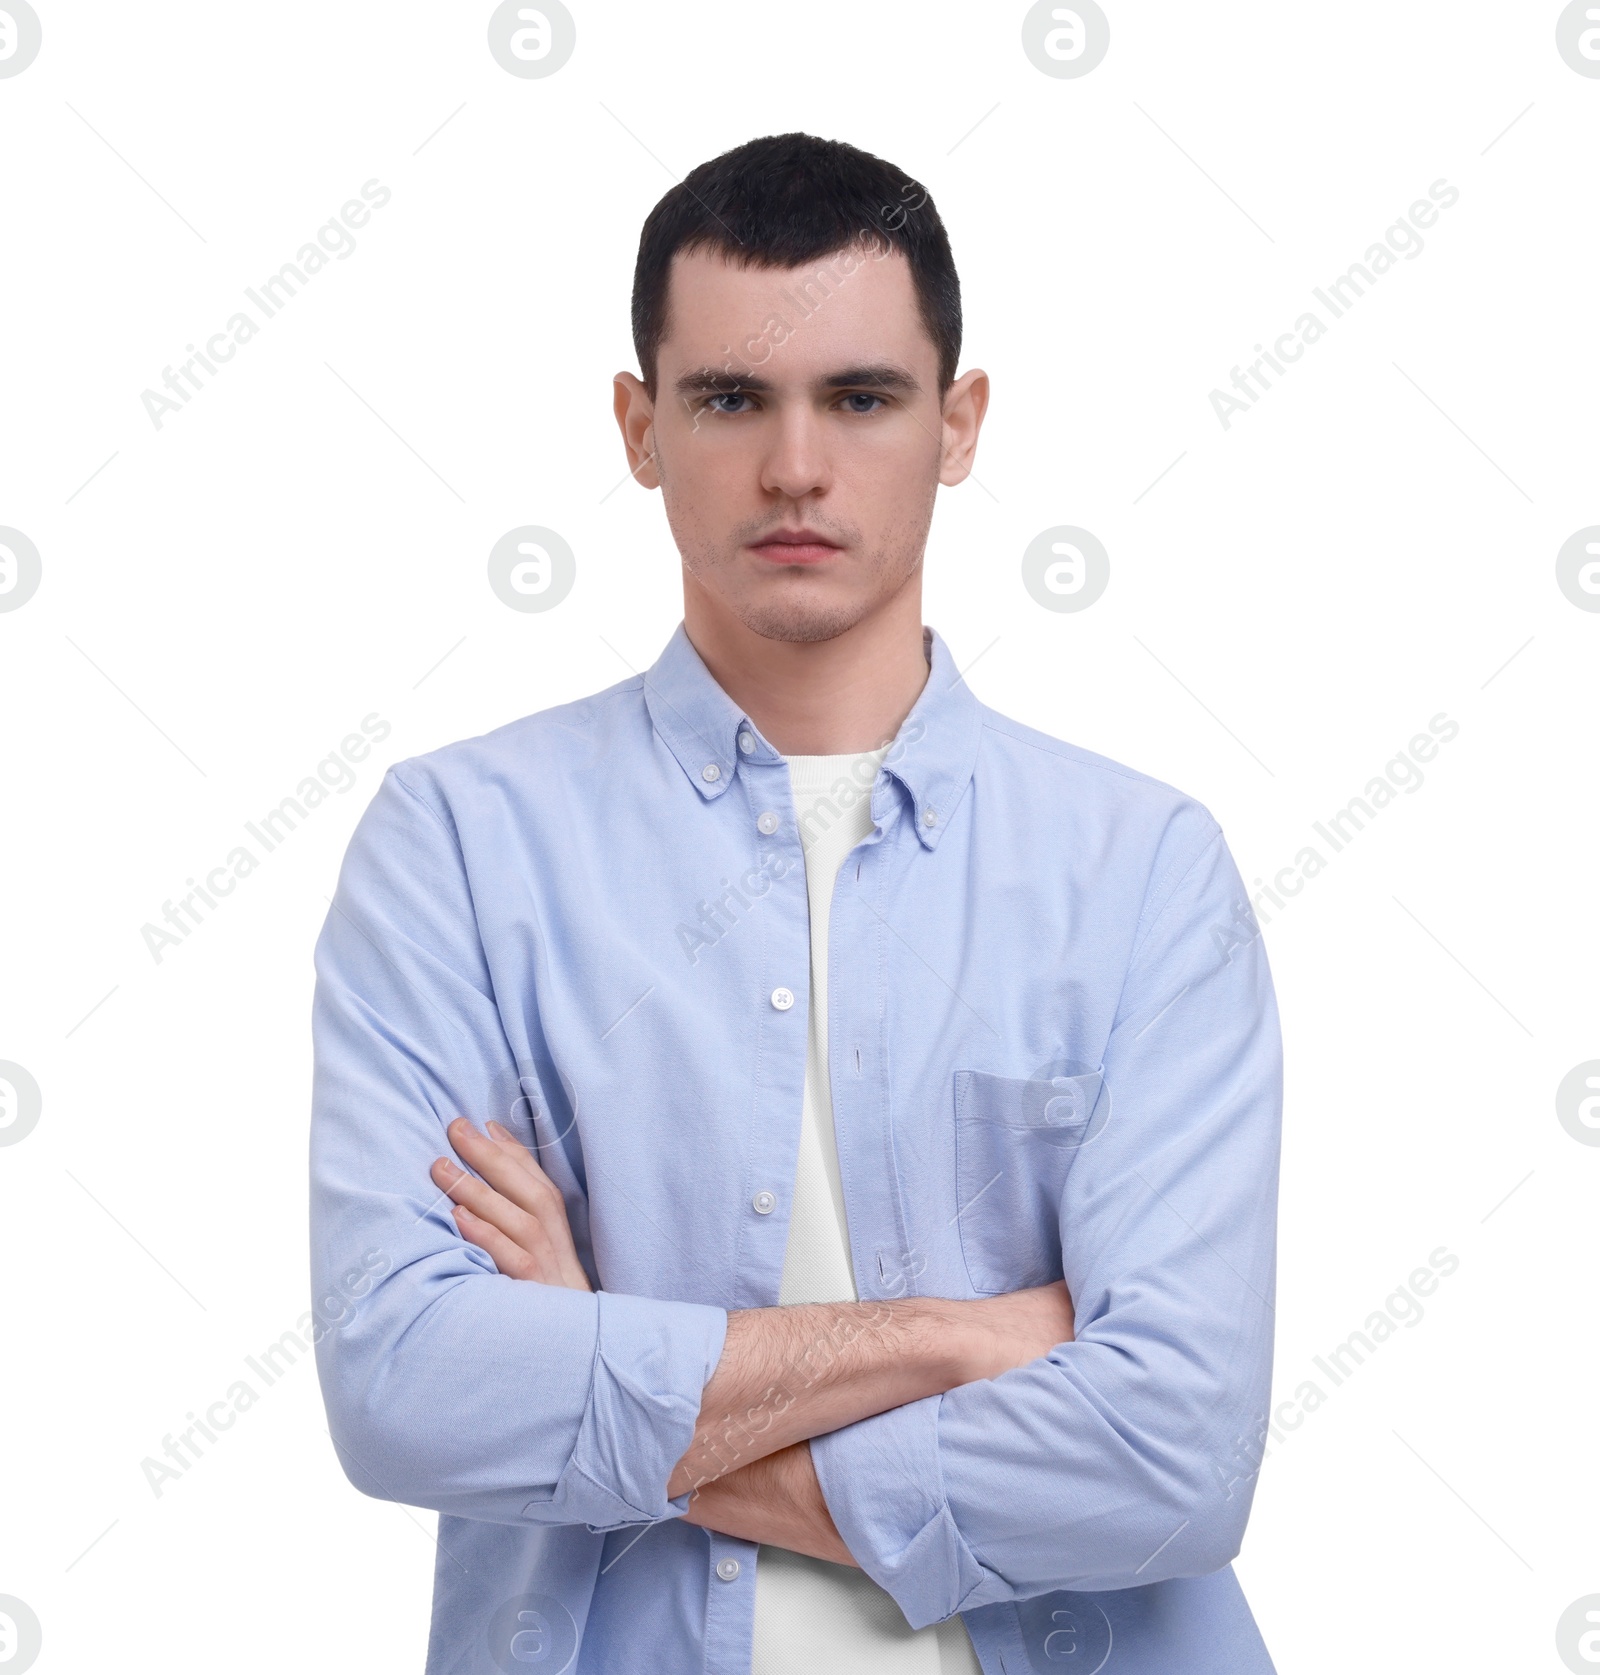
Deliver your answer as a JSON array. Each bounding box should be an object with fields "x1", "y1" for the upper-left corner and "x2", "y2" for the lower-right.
[{"x1": 747, "y1": 531, "x2": 844, "y2": 565}]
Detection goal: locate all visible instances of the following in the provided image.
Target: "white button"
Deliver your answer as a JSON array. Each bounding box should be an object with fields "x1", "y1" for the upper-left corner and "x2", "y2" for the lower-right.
[
  {"x1": 756, "y1": 811, "x2": 779, "y2": 835},
  {"x1": 922, "y1": 808, "x2": 938, "y2": 826},
  {"x1": 738, "y1": 731, "x2": 755, "y2": 754},
  {"x1": 770, "y1": 987, "x2": 795, "y2": 1011},
  {"x1": 752, "y1": 1190, "x2": 776, "y2": 1214},
  {"x1": 716, "y1": 1558, "x2": 741, "y2": 1581},
  {"x1": 702, "y1": 764, "x2": 721, "y2": 783}
]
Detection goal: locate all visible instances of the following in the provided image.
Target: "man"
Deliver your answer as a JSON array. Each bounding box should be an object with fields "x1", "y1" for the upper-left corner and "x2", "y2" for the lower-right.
[{"x1": 311, "y1": 132, "x2": 1281, "y2": 1674}]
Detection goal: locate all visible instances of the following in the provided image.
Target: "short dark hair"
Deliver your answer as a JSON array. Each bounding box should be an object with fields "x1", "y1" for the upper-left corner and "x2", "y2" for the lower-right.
[{"x1": 631, "y1": 132, "x2": 961, "y2": 397}]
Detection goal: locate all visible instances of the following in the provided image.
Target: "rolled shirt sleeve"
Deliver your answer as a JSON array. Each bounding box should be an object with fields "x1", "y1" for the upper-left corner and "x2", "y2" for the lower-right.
[
  {"x1": 310, "y1": 766, "x2": 728, "y2": 1531},
  {"x1": 810, "y1": 806, "x2": 1281, "y2": 1628}
]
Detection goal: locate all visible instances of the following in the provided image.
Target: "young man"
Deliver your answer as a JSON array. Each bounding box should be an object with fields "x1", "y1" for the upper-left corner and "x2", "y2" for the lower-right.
[{"x1": 311, "y1": 133, "x2": 1281, "y2": 1675}]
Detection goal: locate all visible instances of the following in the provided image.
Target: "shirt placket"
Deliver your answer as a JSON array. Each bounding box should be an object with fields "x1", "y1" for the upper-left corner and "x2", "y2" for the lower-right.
[
  {"x1": 700, "y1": 726, "x2": 815, "y2": 1672},
  {"x1": 825, "y1": 774, "x2": 916, "y2": 1307}
]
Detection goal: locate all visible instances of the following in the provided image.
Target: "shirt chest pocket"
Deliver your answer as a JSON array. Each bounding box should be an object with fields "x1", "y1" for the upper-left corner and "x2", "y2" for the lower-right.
[{"x1": 952, "y1": 1064, "x2": 1106, "y2": 1296}]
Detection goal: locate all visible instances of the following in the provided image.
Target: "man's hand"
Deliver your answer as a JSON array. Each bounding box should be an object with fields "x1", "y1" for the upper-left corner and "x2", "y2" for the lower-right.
[{"x1": 430, "y1": 1117, "x2": 592, "y2": 1292}]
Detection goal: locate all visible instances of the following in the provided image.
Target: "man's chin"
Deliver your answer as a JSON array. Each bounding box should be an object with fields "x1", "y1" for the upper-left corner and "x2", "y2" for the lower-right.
[{"x1": 730, "y1": 597, "x2": 866, "y2": 644}]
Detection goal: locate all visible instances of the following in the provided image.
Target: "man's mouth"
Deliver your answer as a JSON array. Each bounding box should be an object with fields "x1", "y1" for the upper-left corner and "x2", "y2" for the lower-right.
[{"x1": 747, "y1": 529, "x2": 844, "y2": 565}]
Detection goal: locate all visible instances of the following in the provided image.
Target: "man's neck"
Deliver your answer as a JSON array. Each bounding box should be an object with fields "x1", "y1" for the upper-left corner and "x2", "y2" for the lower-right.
[{"x1": 682, "y1": 578, "x2": 930, "y2": 757}]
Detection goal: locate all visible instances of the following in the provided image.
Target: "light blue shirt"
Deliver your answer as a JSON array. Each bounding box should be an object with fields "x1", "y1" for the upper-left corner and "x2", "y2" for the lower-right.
[{"x1": 310, "y1": 623, "x2": 1282, "y2": 1675}]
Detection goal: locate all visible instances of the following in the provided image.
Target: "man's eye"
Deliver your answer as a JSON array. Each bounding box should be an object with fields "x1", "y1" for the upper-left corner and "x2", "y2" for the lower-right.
[
  {"x1": 706, "y1": 391, "x2": 753, "y2": 414},
  {"x1": 839, "y1": 392, "x2": 886, "y2": 414}
]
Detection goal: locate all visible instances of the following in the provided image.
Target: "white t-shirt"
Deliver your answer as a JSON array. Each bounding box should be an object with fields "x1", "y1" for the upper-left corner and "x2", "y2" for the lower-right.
[{"x1": 750, "y1": 747, "x2": 982, "y2": 1675}]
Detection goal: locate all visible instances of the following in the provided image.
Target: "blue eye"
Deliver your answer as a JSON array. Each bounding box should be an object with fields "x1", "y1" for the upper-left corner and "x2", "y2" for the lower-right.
[
  {"x1": 707, "y1": 392, "x2": 751, "y2": 414},
  {"x1": 841, "y1": 392, "x2": 885, "y2": 413}
]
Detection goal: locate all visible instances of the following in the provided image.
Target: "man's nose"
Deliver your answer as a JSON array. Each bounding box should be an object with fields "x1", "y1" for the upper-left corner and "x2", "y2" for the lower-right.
[{"x1": 758, "y1": 407, "x2": 831, "y2": 500}]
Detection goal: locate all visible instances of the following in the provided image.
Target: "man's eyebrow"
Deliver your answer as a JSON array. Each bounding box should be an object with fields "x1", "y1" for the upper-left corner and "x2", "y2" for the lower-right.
[
  {"x1": 674, "y1": 368, "x2": 774, "y2": 396},
  {"x1": 819, "y1": 363, "x2": 921, "y2": 394}
]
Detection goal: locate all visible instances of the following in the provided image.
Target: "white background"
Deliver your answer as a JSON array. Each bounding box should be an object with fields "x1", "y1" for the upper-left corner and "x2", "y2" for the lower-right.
[{"x1": 2, "y1": 2, "x2": 1597, "y2": 1670}]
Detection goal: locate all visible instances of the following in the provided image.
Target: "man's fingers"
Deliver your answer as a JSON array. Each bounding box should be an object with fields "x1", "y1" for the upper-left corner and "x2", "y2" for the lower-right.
[
  {"x1": 447, "y1": 1118, "x2": 591, "y2": 1289},
  {"x1": 484, "y1": 1119, "x2": 566, "y2": 1189},
  {"x1": 454, "y1": 1205, "x2": 551, "y2": 1282},
  {"x1": 431, "y1": 1156, "x2": 557, "y2": 1263},
  {"x1": 431, "y1": 1152, "x2": 593, "y2": 1291},
  {"x1": 448, "y1": 1118, "x2": 563, "y2": 1217}
]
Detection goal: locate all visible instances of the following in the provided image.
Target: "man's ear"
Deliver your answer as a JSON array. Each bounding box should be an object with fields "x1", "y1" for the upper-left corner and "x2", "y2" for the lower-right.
[
  {"x1": 612, "y1": 372, "x2": 661, "y2": 491},
  {"x1": 938, "y1": 368, "x2": 990, "y2": 487}
]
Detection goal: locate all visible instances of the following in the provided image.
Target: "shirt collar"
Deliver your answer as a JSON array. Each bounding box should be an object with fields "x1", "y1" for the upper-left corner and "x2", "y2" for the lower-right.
[{"x1": 641, "y1": 622, "x2": 982, "y2": 851}]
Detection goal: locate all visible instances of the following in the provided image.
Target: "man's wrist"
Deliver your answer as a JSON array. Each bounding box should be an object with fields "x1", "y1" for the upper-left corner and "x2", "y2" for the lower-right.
[
  {"x1": 682, "y1": 1442, "x2": 857, "y2": 1567},
  {"x1": 774, "y1": 1441, "x2": 856, "y2": 1565}
]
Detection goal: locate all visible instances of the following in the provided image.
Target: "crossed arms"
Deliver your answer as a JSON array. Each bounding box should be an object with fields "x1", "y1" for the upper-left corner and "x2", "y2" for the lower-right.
[
  {"x1": 428, "y1": 1115, "x2": 1078, "y2": 1567},
  {"x1": 310, "y1": 768, "x2": 1280, "y2": 1630}
]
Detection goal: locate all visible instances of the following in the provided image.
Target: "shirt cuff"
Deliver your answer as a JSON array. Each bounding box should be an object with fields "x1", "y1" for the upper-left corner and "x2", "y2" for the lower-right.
[
  {"x1": 532, "y1": 1289, "x2": 728, "y2": 1533},
  {"x1": 809, "y1": 1392, "x2": 991, "y2": 1630}
]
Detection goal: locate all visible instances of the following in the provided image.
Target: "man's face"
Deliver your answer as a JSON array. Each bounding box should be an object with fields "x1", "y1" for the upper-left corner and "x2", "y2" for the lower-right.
[{"x1": 615, "y1": 244, "x2": 985, "y2": 645}]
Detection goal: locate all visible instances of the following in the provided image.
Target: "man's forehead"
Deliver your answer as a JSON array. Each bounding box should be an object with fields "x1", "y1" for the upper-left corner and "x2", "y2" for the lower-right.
[{"x1": 658, "y1": 243, "x2": 932, "y2": 372}]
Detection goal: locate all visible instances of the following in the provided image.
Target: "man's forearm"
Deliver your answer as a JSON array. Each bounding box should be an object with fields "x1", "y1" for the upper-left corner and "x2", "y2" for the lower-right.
[
  {"x1": 667, "y1": 1296, "x2": 958, "y2": 1498},
  {"x1": 682, "y1": 1441, "x2": 856, "y2": 1565},
  {"x1": 426, "y1": 1118, "x2": 1076, "y2": 1516},
  {"x1": 666, "y1": 1281, "x2": 1074, "y2": 1499}
]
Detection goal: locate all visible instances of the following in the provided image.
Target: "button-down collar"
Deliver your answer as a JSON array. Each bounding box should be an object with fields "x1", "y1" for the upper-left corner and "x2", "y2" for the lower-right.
[
  {"x1": 639, "y1": 623, "x2": 765, "y2": 801},
  {"x1": 641, "y1": 621, "x2": 982, "y2": 849}
]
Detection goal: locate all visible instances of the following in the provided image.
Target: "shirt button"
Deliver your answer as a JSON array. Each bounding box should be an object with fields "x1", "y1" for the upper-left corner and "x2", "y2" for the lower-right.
[
  {"x1": 738, "y1": 731, "x2": 755, "y2": 754},
  {"x1": 756, "y1": 811, "x2": 779, "y2": 835},
  {"x1": 752, "y1": 1190, "x2": 776, "y2": 1214},
  {"x1": 702, "y1": 764, "x2": 721, "y2": 783},
  {"x1": 922, "y1": 808, "x2": 938, "y2": 827},
  {"x1": 770, "y1": 987, "x2": 795, "y2": 1011},
  {"x1": 716, "y1": 1558, "x2": 742, "y2": 1582}
]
